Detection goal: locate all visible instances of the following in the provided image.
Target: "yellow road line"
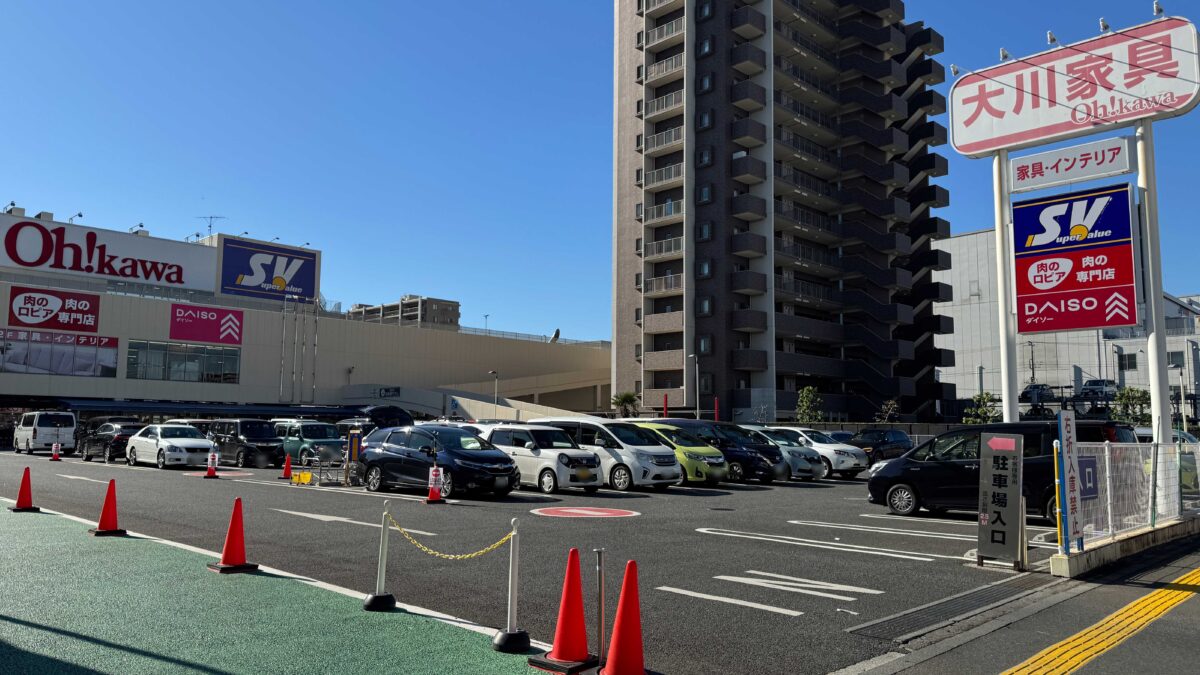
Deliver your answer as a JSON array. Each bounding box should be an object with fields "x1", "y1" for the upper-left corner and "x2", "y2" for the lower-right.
[{"x1": 1004, "y1": 566, "x2": 1200, "y2": 674}]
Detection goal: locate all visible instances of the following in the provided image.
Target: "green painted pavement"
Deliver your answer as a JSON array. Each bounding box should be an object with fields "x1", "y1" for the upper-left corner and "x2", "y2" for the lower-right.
[{"x1": 0, "y1": 507, "x2": 537, "y2": 674}]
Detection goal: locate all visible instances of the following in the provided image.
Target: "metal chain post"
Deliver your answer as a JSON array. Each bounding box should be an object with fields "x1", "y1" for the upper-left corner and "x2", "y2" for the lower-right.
[
  {"x1": 506, "y1": 518, "x2": 519, "y2": 634},
  {"x1": 595, "y1": 548, "x2": 607, "y2": 662},
  {"x1": 364, "y1": 500, "x2": 396, "y2": 611}
]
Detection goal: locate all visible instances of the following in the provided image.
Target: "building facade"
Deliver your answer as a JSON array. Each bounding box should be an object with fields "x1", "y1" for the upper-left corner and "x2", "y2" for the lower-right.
[
  {"x1": 613, "y1": 0, "x2": 955, "y2": 422},
  {"x1": 348, "y1": 295, "x2": 461, "y2": 328}
]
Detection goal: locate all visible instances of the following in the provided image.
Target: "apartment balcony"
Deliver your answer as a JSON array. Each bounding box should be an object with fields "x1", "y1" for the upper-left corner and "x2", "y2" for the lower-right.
[
  {"x1": 841, "y1": 17, "x2": 905, "y2": 55},
  {"x1": 774, "y1": 239, "x2": 840, "y2": 277},
  {"x1": 841, "y1": 254, "x2": 913, "y2": 290},
  {"x1": 774, "y1": 313, "x2": 843, "y2": 342},
  {"x1": 841, "y1": 288, "x2": 913, "y2": 324},
  {"x1": 908, "y1": 26, "x2": 945, "y2": 57},
  {"x1": 731, "y1": 231, "x2": 767, "y2": 258},
  {"x1": 644, "y1": 201, "x2": 684, "y2": 225},
  {"x1": 774, "y1": 200, "x2": 842, "y2": 245},
  {"x1": 841, "y1": 218, "x2": 911, "y2": 254},
  {"x1": 731, "y1": 270, "x2": 768, "y2": 296},
  {"x1": 732, "y1": 348, "x2": 768, "y2": 372},
  {"x1": 644, "y1": 0, "x2": 684, "y2": 19},
  {"x1": 643, "y1": 273, "x2": 683, "y2": 297},
  {"x1": 908, "y1": 58, "x2": 946, "y2": 87},
  {"x1": 855, "y1": 0, "x2": 904, "y2": 22},
  {"x1": 731, "y1": 43, "x2": 767, "y2": 76},
  {"x1": 642, "y1": 310, "x2": 684, "y2": 335},
  {"x1": 731, "y1": 118, "x2": 768, "y2": 148},
  {"x1": 731, "y1": 309, "x2": 768, "y2": 333},
  {"x1": 731, "y1": 193, "x2": 768, "y2": 221},
  {"x1": 646, "y1": 16, "x2": 685, "y2": 52},
  {"x1": 775, "y1": 0, "x2": 839, "y2": 42},
  {"x1": 911, "y1": 120, "x2": 948, "y2": 148},
  {"x1": 643, "y1": 236, "x2": 684, "y2": 262},
  {"x1": 907, "y1": 89, "x2": 947, "y2": 120},
  {"x1": 909, "y1": 151, "x2": 948, "y2": 180},
  {"x1": 845, "y1": 324, "x2": 914, "y2": 360},
  {"x1": 731, "y1": 5, "x2": 767, "y2": 40},
  {"x1": 908, "y1": 216, "x2": 950, "y2": 241},
  {"x1": 773, "y1": 127, "x2": 837, "y2": 176},
  {"x1": 643, "y1": 126, "x2": 684, "y2": 157},
  {"x1": 644, "y1": 90, "x2": 685, "y2": 122},
  {"x1": 645, "y1": 52, "x2": 686, "y2": 87},
  {"x1": 775, "y1": 352, "x2": 844, "y2": 379},
  {"x1": 911, "y1": 248, "x2": 951, "y2": 272},
  {"x1": 774, "y1": 90, "x2": 838, "y2": 139},
  {"x1": 773, "y1": 59, "x2": 839, "y2": 112},
  {"x1": 924, "y1": 314, "x2": 954, "y2": 335},
  {"x1": 911, "y1": 184, "x2": 950, "y2": 210},
  {"x1": 731, "y1": 80, "x2": 768, "y2": 112},
  {"x1": 917, "y1": 381, "x2": 957, "y2": 403},
  {"x1": 643, "y1": 348, "x2": 685, "y2": 371},
  {"x1": 839, "y1": 119, "x2": 908, "y2": 154},
  {"x1": 774, "y1": 275, "x2": 840, "y2": 309},
  {"x1": 841, "y1": 151, "x2": 909, "y2": 187},
  {"x1": 774, "y1": 164, "x2": 839, "y2": 210},
  {"x1": 840, "y1": 83, "x2": 907, "y2": 122},
  {"x1": 731, "y1": 156, "x2": 767, "y2": 185},
  {"x1": 644, "y1": 162, "x2": 684, "y2": 191},
  {"x1": 912, "y1": 281, "x2": 953, "y2": 304},
  {"x1": 644, "y1": 387, "x2": 686, "y2": 408},
  {"x1": 839, "y1": 186, "x2": 911, "y2": 222},
  {"x1": 773, "y1": 20, "x2": 838, "y2": 76}
]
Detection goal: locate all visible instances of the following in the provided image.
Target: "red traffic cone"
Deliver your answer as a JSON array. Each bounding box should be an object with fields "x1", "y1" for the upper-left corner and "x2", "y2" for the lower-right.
[
  {"x1": 89, "y1": 479, "x2": 126, "y2": 537},
  {"x1": 529, "y1": 548, "x2": 597, "y2": 673},
  {"x1": 8, "y1": 467, "x2": 40, "y2": 513},
  {"x1": 277, "y1": 454, "x2": 292, "y2": 480},
  {"x1": 596, "y1": 561, "x2": 648, "y2": 675},
  {"x1": 49, "y1": 443, "x2": 62, "y2": 462},
  {"x1": 207, "y1": 497, "x2": 259, "y2": 574},
  {"x1": 204, "y1": 463, "x2": 219, "y2": 479},
  {"x1": 425, "y1": 466, "x2": 445, "y2": 504}
]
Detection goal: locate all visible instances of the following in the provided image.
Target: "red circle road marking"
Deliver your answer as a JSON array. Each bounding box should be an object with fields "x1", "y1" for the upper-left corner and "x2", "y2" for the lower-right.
[
  {"x1": 531, "y1": 507, "x2": 641, "y2": 518},
  {"x1": 181, "y1": 471, "x2": 254, "y2": 478}
]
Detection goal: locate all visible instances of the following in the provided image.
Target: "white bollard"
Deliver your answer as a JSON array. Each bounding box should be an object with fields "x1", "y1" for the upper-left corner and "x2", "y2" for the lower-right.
[
  {"x1": 363, "y1": 500, "x2": 396, "y2": 612},
  {"x1": 492, "y1": 518, "x2": 529, "y2": 652}
]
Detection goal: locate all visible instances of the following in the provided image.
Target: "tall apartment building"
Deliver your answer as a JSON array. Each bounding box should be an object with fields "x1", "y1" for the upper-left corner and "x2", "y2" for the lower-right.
[{"x1": 613, "y1": 0, "x2": 955, "y2": 421}]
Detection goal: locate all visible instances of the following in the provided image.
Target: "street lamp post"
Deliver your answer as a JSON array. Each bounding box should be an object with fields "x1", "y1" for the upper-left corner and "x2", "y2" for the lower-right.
[
  {"x1": 488, "y1": 370, "x2": 499, "y2": 419},
  {"x1": 1027, "y1": 341, "x2": 1036, "y2": 384},
  {"x1": 688, "y1": 353, "x2": 699, "y2": 420}
]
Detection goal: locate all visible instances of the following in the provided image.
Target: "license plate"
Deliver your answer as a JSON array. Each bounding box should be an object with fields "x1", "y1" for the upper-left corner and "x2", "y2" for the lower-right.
[
  {"x1": 577, "y1": 469, "x2": 591, "y2": 480},
  {"x1": 495, "y1": 477, "x2": 508, "y2": 490}
]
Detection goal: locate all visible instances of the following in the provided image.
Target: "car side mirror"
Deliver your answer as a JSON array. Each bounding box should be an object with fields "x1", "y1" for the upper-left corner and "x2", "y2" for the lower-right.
[
  {"x1": 419, "y1": 445, "x2": 435, "y2": 455},
  {"x1": 524, "y1": 441, "x2": 538, "y2": 450}
]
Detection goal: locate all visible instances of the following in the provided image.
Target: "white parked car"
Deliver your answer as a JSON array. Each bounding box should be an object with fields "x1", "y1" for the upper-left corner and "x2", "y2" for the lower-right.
[
  {"x1": 126, "y1": 424, "x2": 216, "y2": 469},
  {"x1": 770, "y1": 427, "x2": 870, "y2": 479},
  {"x1": 478, "y1": 424, "x2": 603, "y2": 494},
  {"x1": 13, "y1": 411, "x2": 76, "y2": 454},
  {"x1": 529, "y1": 417, "x2": 681, "y2": 491},
  {"x1": 739, "y1": 424, "x2": 825, "y2": 480}
]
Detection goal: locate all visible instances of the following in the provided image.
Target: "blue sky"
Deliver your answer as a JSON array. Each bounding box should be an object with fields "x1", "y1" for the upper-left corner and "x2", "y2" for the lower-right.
[{"x1": 2, "y1": 1, "x2": 1196, "y2": 340}]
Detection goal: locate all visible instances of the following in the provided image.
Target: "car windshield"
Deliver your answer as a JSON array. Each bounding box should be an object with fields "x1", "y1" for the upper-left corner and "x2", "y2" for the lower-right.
[
  {"x1": 431, "y1": 429, "x2": 492, "y2": 451},
  {"x1": 852, "y1": 431, "x2": 886, "y2": 443},
  {"x1": 37, "y1": 414, "x2": 73, "y2": 427},
  {"x1": 716, "y1": 425, "x2": 760, "y2": 444},
  {"x1": 531, "y1": 429, "x2": 577, "y2": 449},
  {"x1": 112, "y1": 424, "x2": 143, "y2": 433},
  {"x1": 241, "y1": 421, "x2": 277, "y2": 438},
  {"x1": 301, "y1": 424, "x2": 340, "y2": 440},
  {"x1": 607, "y1": 423, "x2": 664, "y2": 446},
  {"x1": 655, "y1": 427, "x2": 706, "y2": 447},
  {"x1": 803, "y1": 430, "x2": 838, "y2": 444},
  {"x1": 160, "y1": 427, "x2": 206, "y2": 439},
  {"x1": 759, "y1": 429, "x2": 802, "y2": 446}
]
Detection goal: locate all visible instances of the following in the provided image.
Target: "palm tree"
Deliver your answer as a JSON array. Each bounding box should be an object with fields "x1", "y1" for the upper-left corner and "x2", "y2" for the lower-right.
[{"x1": 611, "y1": 392, "x2": 640, "y2": 417}]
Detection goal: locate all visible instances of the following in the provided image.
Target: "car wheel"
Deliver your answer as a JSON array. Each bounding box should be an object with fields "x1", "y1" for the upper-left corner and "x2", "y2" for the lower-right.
[
  {"x1": 157, "y1": 451, "x2": 166, "y2": 469},
  {"x1": 821, "y1": 458, "x2": 834, "y2": 479},
  {"x1": 886, "y1": 484, "x2": 920, "y2": 516},
  {"x1": 538, "y1": 469, "x2": 558, "y2": 494},
  {"x1": 610, "y1": 465, "x2": 632, "y2": 491},
  {"x1": 235, "y1": 451, "x2": 246, "y2": 468},
  {"x1": 127, "y1": 450, "x2": 136, "y2": 466},
  {"x1": 82, "y1": 447, "x2": 92, "y2": 462},
  {"x1": 728, "y1": 462, "x2": 745, "y2": 482},
  {"x1": 1044, "y1": 495, "x2": 1058, "y2": 522},
  {"x1": 300, "y1": 451, "x2": 312, "y2": 467},
  {"x1": 365, "y1": 466, "x2": 384, "y2": 493},
  {"x1": 440, "y1": 473, "x2": 454, "y2": 499}
]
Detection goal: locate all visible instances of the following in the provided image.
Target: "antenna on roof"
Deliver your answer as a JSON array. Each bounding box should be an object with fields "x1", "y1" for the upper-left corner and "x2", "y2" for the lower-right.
[{"x1": 195, "y1": 215, "x2": 227, "y2": 238}]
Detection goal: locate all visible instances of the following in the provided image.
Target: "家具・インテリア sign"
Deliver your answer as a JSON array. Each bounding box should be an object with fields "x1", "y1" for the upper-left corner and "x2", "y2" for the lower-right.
[{"x1": 1009, "y1": 136, "x2": 1134, "y2": 193}]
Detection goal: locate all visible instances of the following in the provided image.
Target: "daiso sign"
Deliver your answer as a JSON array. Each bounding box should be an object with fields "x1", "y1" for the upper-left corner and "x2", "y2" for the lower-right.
[
  {"x1": 170, "y1": 303, "x2": 243, "y2": 345},
  {"x1": 0, "y1": 214, "x2": 217, "y2": 292}
]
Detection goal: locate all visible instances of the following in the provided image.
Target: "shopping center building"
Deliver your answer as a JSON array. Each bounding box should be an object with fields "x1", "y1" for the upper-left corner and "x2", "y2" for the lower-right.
[{"x1": 0, "y1": 209, "x2": 610, "y2": 419}]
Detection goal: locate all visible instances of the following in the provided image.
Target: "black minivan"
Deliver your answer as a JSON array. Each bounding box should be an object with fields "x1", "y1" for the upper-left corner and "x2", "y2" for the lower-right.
[
  {"x1": 208, "y1": 419, "x2": 286, "y2": 468},
  {"x1": 866, "y1": 421, "x2": 1136, "y2": 519},
  {"x1": 358, "y1": 424, "x2": 519, "y2": 498},
  {"x1": 658, "y1": 419, "x2": 788, "y2": 483}
]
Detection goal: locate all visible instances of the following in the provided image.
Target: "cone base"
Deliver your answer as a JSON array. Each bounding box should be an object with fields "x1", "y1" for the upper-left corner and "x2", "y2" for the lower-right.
[
  {"x1": 48, "y1": 457, "x2": 62, "y2": 462},
  {"x1": 492, "y1": 629, "x2": 531, "y2": 653},
  {"x1": 362, "y1": 593, "x2": 396, "y2": 612},
  {"x1": 8, "y1": 506, "x2": 40, "y2": 513},
  {"x1": 88, "y1": 528, "x2": 127, "y2": 537},
  {"x1": 527, "y1": 653, "x2": 598, "y2": 674},
  {"x1": 203, "y1": 474, "x2": 220, "y2": 480},
  {"x1": 206, "y1": 561, "x2": 259, "y2": 574},
  {"x1": 581, "y1": 667, "x2": 661, "y2": 675},
  {"x1": 277, "y1": 475, "x2": 292, "y2": 480},
  {"x1": 425, "y1": 498, "x2": 446, "y2": 504}
]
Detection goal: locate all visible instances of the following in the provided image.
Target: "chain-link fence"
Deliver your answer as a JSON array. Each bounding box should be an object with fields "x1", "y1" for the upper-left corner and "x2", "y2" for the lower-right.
[{"x1": 1070, "y1": 442, "x2": 1188, "y2": 548}]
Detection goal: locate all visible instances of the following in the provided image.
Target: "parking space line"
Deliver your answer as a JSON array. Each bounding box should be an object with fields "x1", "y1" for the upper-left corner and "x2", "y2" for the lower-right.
[
  {"x1": 55, "y1": 474, "x2": 109, "y2": 484},
  {"x1": 859, "y1": 513, "x2": 1056, "y2": 532},
  {"x1": 230, "y1": 479, "x2": 436, "y2": 502},
  {"x1": 656, "y1": 587, "x2": 804, "y2": 617},
  {"x1": 790, "y1": 519, "x2": 1059, "y2": 550},
  {"x1": 273, "y1": 509, "x2": 437, "y2": 536},
  {"x1": 696, "y1": 527, "x2": 968, "y2": 562},
  {"x1": 713, "y1": 571, "x2": 884, "y2": 602}
]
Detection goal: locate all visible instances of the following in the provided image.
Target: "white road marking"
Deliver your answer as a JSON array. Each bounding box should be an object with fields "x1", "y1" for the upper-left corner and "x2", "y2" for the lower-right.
[
  {"x1": 819, "y1": 479, "x2": 864, "y2": 485},
  {"x1": 837, "y1": 608, "x2": 860, "y2": 616},
  {"x1": 272, "y1": 508, "x2": 437, "y2": 536},
  {"x1": 695, "y1": 527, "x2": 968, "y2": 562},
  {"x1": 792, "y1": 519, "x2": 1059, "y2": 550},
  {"x1": 55, "y1": 474, "x2": 109, "y2": 484},
  {"x1": 859, "y1": 513, "x2": 1056, "y2": 532},
  {"x1": 713, "y1": 570, "x2": 884, "y2": 602},
  {"x1": 230, "y1": 478, "x2": 456, "y2": 503},
  {"x1": 656, "y1": 586, "x2": 804, "y2": 617}
]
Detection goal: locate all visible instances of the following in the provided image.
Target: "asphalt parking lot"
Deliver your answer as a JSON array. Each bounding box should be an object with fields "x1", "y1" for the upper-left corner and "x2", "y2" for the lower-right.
[{"x1": 0, "y1": 450, "x2": 1061, "y2": 674}]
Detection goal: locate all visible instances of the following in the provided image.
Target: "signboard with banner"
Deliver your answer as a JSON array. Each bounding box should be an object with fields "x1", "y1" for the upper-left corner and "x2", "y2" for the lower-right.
[
  {"x1": 217, "y1": 236, "x2": 319, "y2": 303},
  {"x1": 1013, "y1": 183, "x2": 1138, "y2": 333},
  {"x1": 951, "y1": 17, "x2": 1200, "y2": 157},
  {"x1": 0, "y1": 214, "x2": 217, "y2": 291},
  {"x1": 1057, "y1": 411, "x2": 1084, "y2": 553},
  {"x1": 8, "y1": 285, "x2": 100, "y2": 333},
  {"x1": 1009, "y1": 136, "x2": 1134, "y2": 193},
  {"x1": 169, "y1": 303, "x2": 244, "y2": 345},
  {"x1": 978, "y1": 433, "x2": 1024, "y2": 565}
]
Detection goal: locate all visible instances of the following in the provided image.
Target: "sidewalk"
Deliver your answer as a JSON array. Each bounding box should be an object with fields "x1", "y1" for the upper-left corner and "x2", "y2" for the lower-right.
[{"x1": 0, "y1": 504, "x2": 536, "y2": 674}]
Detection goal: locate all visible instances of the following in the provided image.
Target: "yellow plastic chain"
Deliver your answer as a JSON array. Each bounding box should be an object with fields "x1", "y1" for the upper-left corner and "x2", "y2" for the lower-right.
[{"x1": 385, "y1": 511, "x2": 513, "y2": 561}]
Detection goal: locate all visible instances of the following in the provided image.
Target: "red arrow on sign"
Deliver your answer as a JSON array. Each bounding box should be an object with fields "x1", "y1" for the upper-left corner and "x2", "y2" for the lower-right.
[{"x1": 987, "y1": 436, "x2": 1016, "y2": 452}]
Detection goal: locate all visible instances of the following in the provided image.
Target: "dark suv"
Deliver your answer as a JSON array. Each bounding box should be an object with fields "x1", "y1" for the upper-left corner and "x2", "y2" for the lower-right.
[
  {"x1": 358, "y1": 425, "x2": 519, "y2": 498},
  {"x1": 847, "y1": 429, "x2": 913, "y2": 464},
  {"x1": 657, "y1": 419, "x2": 788, "y2": 483},
  {"x1": 866, "y1": 421, "x2": 1136, "y2": 519},
  {"x1": 208, "y1": 419, "x2": 286, "y2": 468}
]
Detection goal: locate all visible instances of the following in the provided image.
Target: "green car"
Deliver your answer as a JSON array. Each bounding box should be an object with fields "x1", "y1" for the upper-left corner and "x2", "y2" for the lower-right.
[
  {"x1": 635, "y1": 422, "x2": 727, "y2": 485},
  {"x1": 276, "y1": 421, "x2": 345, "y2": 466}
]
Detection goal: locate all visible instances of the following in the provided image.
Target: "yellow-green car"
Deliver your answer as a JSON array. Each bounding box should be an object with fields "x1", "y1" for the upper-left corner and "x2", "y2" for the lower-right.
[{"x1": 635, "y1": 422, "x2": 727, "y2": 485}]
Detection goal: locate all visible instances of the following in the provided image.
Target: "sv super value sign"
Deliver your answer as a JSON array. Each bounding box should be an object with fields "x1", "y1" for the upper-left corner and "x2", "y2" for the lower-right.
[{"x1": 1014, "y1": 183, "x2": 1138, "y2": 334}]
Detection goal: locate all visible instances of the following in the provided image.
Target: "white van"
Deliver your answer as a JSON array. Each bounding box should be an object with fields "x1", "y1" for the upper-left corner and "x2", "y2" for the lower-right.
[
  {"x1": 529, "y1": 417, "x2": 681, "y2": 491},
  {"x1": 14, "y1": 411, "x2": 77, "y2": 454}
]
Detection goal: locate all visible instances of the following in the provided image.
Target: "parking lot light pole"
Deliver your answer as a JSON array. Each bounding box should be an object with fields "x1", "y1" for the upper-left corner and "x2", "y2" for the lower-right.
[{"x1": 489, "y1": 370, "x2": 499, "y2": 418}]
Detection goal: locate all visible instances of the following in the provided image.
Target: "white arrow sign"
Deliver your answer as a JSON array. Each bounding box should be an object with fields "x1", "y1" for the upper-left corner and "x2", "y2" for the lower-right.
[
  {"x1": 219, "y1": 313, "x2": 241, "y2": 341},
  {"x1": 1105, "y1": 292, "x2": 1130, "y2": 321},
  {"x1": 272, "y1": 509, "x2": 436, "y2": 536}
]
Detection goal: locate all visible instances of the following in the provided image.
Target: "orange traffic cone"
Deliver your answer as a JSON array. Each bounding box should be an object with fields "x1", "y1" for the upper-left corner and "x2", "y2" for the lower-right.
[
  {"x1": 207, "y1": 497, "x2": 259, "y2": 574},
  {"x1": 204, "y1": 463, "x2": 219, "y2": 479},
  {"x1": 89, "y1": 479, "x2": 126, "y2": 537},
  {"x1": 277, "y1": 454, "x2": 292, "y2": 480},
  {"x1": 8, "y1": 467, "x2": 40, "y2": 513},
  {"x1": 49, "y1": 443, "x2": 62, "y2": 462},
  {"x1": 425, "y1": 465, "x2": 445, "y2": 504},
  {"x1": 529, "y1": 548, "x2": 597, "y2": 673},
  {"x1": 595, "y1": 561, "x2": 649, "y2": 675}
]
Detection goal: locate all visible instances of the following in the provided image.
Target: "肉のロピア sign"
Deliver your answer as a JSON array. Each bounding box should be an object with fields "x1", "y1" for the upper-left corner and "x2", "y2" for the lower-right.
[
  {"x1": 951, "y1": 17, "x2": 1200, "y2": 158},
  {"x1": 8, "y1": 285, "x2": 101, "y2": 333}
]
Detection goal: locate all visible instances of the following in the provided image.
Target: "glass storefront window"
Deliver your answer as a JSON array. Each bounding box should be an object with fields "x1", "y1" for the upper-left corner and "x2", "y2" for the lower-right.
[{"x1": 127, "y1": 339, "x2": 239, "y2": 384}]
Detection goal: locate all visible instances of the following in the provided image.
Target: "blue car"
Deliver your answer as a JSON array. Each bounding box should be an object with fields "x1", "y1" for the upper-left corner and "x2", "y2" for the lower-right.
[{"x1": 358, "y1": 424, "x2": 519, "y2": 498}]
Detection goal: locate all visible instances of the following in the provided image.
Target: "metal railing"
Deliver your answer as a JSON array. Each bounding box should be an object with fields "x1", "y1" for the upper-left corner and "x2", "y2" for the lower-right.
[
  {"x1": 774, "y1": 275, "x2": 836, "y2": 301},
  {"x1": 775, "y1": 127, "x2": 835, "y2": 164},
  {"x1": 775, "y1": 163, "x2": 837, "y2": 197},
  {"x1": 645, "y1": 90, "x2": 685, "y2": 117},
  {"x1": 773, "y1": 20, "x2": 837, "y2": 64},
  {"x1": 778, "y1": 0, "x2": 838, "y2": 31},
  {"x1": 774, "y1": 198, "x2": 836, "y2": 232},
  {"x1": 775, "y1": 239, "x2": 836, "y2": 266},
  {"x1": 774, "y1": 90, "x2": 837, "y2": 131},
  {"x1": 644, "y1": 274, "x2": 683, "y2": 294},
  {"x1": 644, "y1": 126, "x2": 683, "y2": 153},
  {"x1": 1070, "y1": 442, "x2": 1189, "y2": 548},
  {"x1": 644, "y1": 0, "x2": 678, "y2": 13},
  {"x1": 644, "y1": 237, "x2": 683, "y2": 258},
  {"x1": 644, "y1": 201, "x2": 684, "y2": 223},
  {"x1": 773, "y1": 56, "x2": 836, "y2": 97},
  {"x1": 646, "y1": 17, "x2": 684, "y2": 48},
  {"x1": 645, "y1": 52, "x2": 685, "y2": 81},
  {"x1": 644, "y1": 163, "x2": 683, "y2": 188}
]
